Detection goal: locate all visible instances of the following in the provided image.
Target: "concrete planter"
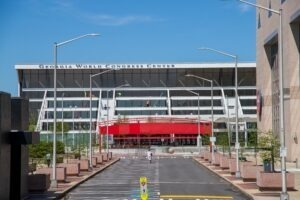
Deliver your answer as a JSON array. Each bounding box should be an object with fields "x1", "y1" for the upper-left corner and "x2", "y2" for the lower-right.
[
  {"x1": 220, "y1": 155, "x2": 229, "y2": 169},
  {"x1": 94, "y1": 155, "x2": 103, "y2": 164},
  {"x1": 57, "y1": 163, "x2": 80, "y2": 176},
  {"x1": 36, "y1": 167, "x2": 66, "y2": 182},
  {"x1": 212, "y1": 153, "x2": 220, "y2": 166},
  {"x1": 240, "y1": 163, "x2": 262, "y2": 182},
  {"x1": 108, "y1": 152, "x2": 113, "y2": 160},
  {"x1": 204, "y1": 151, "x2": 212, "y2": 162},
  {"x1": 68, "y1": 159, "x2": 89, "y2": 171},
  {"x1": 256, "y1": 171, "x2": 295, "y2": 191},
  {"x1": 28, "y1": 174, "x2": 50, "y2": 192},
  {"x1": 199, "y1": 151, "x2": 205, "y2": 159},
  {"x1": 92, "y1": 157, "x2": 97, "y2": 167},
  {"x1": 102, "y1": 153, "x2": 108, "y2": 162},
  {"x1": 229, "y1": 158, "x2": 237, "y2": 175}
]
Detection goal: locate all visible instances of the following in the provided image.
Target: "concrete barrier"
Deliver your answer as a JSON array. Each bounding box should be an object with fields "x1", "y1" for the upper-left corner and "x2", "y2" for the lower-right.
[
  {"x1": 28, "y1": 174, "x2": 50, "y2": 192},
  {"x1": 256, "y1": 171, "x2": 295, "y2": 191},
  {"x1": 241, "y1": 163, "x2": 263, "y2": 182},
  {"x1": 36, "y1": 167, "x2": 66, "y2": 182},
  {"x1": 220, "y1": 155, "x2": 229, "y2": 169},
  {"x1": 57, "y1": 163, "x2": 80, "y2": 176},
  {"x1": 67, "y1": 159, "x2": 89, "y2": 171}
]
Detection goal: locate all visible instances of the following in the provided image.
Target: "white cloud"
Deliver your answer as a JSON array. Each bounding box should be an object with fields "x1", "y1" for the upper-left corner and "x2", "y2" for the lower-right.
[
  {"x1": 237, "y1": 0, "x2": 256, "y2": 13},
  {"x1": 239, "y1": 4, "x2": 251, "y2": 13},
  {"x1": 83, "y1": 14, "x2": 164, "y2": 26}
]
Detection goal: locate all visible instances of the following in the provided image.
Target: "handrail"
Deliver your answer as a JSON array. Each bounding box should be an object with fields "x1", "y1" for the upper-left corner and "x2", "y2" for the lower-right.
[{"x1": 96, "y1": 89, "x2": 102, "y2": 133}]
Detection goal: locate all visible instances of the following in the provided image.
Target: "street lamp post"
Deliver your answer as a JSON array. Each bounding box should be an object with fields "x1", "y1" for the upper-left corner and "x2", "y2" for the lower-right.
[
  {"x1": 226, "y1": 95, "x2": 232, "y2": 158},
  {"x1": 238, "y1": 1, "x2": 287, "y2": 199},
  {"x1": 52, "y1": 33, "x2": 99, "y2": 188},
  {"x1": 185, "y1": 74, "x2": 214, "y2": 163},
  {"x1": 89, "y1": 69, "x2": 114, "y2": 169},
  {"x1": 197, "y1": 47, "x2": 240, "y2": 178},
  {"x1": 184, "y1": 89, "x2": 201, "y2": 154}
]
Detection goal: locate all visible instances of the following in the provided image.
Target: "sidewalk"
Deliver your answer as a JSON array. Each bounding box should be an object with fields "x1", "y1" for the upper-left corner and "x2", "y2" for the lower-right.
[
  {"x1": 25, "y1": 157, "x2": 120, "y2": 200},
  {"x1": 193, "y1": 156, "x2": 300, "y2": 200}
]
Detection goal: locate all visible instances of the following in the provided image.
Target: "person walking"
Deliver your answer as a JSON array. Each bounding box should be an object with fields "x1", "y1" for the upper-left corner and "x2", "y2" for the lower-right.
[
  {"x1": 147, "y1": 149, "x2": 152, "y2": 163},
  {"x1": 46, "y1": 153, "x2": 51, "y2": 167}
]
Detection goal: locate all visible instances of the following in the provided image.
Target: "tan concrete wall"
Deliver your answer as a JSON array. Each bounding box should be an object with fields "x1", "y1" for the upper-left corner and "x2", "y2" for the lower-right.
[{"x1": 257, "y1": 0, "x2": 300, "y2": 161}]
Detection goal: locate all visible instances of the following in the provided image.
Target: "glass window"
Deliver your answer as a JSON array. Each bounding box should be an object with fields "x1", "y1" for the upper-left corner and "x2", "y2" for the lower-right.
[
  {"x1": 258, "y1": 12, "x2": 261, "y2": 29},
  {"x1": 243, "y1": 109, "x2": 257, "y2": 114},
  {"x1": 268, "y1": 0, "x2": 272, "y2": 18}
]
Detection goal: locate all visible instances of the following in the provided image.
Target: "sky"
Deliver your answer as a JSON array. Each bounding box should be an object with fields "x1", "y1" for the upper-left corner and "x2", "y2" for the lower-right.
[{"x1": 0, "y1": 0, "x2": 256, "y2": 96}]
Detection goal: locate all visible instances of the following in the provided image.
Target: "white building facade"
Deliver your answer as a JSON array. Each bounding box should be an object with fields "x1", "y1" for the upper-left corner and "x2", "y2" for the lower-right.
[{"x1": 16, "y1": 62, "x2": 257, "y2": 146}]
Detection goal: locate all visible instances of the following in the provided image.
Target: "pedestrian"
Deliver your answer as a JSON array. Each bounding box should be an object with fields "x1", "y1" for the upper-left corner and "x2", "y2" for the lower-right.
[
  {"x1": 147, "y1": 149, "x2": 152, "y2": 163},
  {"x1": 46, "y1": 153, "x2": 51, "y2": 167}
]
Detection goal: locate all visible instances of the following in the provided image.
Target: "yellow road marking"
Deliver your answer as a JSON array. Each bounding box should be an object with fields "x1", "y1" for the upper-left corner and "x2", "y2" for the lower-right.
[{"x1": 160, "y1": 195, "x2": 233, "y2": 199}]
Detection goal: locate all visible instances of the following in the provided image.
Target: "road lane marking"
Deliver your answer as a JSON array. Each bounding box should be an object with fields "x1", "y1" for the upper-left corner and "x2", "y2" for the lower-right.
[{"x1": 160, "y1": 195, "x2": 233, "y2": 199}]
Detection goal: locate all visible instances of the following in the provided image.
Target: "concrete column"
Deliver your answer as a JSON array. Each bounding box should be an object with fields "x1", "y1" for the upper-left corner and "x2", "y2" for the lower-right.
[
  {"x1": 10, "y1": 98, "x2": 29, "y2": 199},
  {"x1": 0, "y1": 92, "x2": 12, "y2": 200}
]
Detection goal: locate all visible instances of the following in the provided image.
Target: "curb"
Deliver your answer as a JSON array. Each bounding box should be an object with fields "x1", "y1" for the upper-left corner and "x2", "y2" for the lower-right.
[
  {"x1": 193, "y1": 157, "x2": 255, "y2": 200},
  {"x1": 54, "y1": 157, "x2": 120, "y2": 199}
]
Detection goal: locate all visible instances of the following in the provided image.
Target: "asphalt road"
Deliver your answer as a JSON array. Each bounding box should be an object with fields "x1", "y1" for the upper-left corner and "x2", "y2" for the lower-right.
[{"x1": 64, "y1": 156, "x2": 250, "y2": 200}]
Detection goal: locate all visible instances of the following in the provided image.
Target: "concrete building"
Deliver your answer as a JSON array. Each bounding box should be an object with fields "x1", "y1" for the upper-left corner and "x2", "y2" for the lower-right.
[
  {"x1": 16, "y1": 62, "x2": 256, "y2": 147},
  {"x1": 256, "y1": 0, "x2": 300, "y2": 161}
]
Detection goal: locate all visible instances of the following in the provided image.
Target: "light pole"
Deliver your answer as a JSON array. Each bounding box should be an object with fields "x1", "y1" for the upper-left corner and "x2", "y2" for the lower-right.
[
  {"x1": 89, "y1": 69, "x2": 114, "y2": 169},
  {"x1": 105, "y1": 83, "x2": 130, "y2": 154},
  {"x1": 52, "y1": 33, "x2": 99, "y2": 188},
  {"x1": 197, "y1": 47, "x2": 240, "y2": 177},
  {"x1": 185, "y1": 74, "x2": 214, "y2": 163},
  {"x1": 184, "y1": 89, "x2": 201, "y2": 154},
  {"x1": 238, "y1": 1, "x2": 287, "y2": 198},
  {"x1": 226, "y1": 95, "x2": 232, "y2": 158}
]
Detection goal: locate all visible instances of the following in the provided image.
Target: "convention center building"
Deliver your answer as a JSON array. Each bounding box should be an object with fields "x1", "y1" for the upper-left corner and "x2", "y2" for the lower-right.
[{"x1": 15, "y1": 62, "x2": 257, "y2": 147}]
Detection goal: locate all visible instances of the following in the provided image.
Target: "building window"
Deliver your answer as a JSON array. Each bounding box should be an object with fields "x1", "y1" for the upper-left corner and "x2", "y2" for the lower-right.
[
  {"x1": 281, "y1": 0, "x2": 286, "y2": 4},
  {"x1": 268, "y1": 0, "x2": 272, "y2": 18},
  {"x1": 270, "y1": 43, "x2": 279, "y2": 135},
  {"x1": 258, "y1": 12, "x2": 261, "y2": 29}
]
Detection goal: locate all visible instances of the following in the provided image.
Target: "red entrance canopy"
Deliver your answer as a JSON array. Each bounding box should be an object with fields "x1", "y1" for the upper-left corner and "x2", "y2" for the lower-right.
[{"x1": 99, "y1": 121, "x2": 211, "y2": 135}]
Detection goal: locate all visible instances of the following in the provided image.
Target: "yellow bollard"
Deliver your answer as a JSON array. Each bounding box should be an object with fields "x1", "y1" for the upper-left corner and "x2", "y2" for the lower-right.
[{"x1": 140, "y1": 176, "x2": 148, "y2": 200}]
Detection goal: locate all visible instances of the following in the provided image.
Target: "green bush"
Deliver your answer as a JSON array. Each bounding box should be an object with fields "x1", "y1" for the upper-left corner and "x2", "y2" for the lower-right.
[
  {"x1": 29, "y1": 141, "x2": 65, "y2": 158},
  {"x1": 56, "y1": 155, "x2": 64, "y2": 163},
  {"x1": 248, "y1": 131, "x2": 258, "y2": 147},
  {"x1": 201, "y1": 135, "x2": 210, "y2": 145}
]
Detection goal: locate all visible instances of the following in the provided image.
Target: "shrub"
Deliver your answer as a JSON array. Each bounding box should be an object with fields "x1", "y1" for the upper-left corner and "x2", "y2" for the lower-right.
[
  {"x1": 29, "y1": 141, "x2": 65, "y2": 159},
  {"x1": 257, "y1": 130, "x2": 280, "y2": 171}
]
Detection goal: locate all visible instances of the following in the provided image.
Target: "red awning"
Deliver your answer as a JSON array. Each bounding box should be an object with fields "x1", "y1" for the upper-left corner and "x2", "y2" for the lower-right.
[{"x1": 99, "y1": 122, "x2": 211, "y2": 135}]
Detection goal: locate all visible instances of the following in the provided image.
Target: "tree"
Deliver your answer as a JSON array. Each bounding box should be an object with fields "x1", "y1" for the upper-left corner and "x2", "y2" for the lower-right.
[
  {"x1": 216, "y1": 132, "x2": 230, "y2": 154},
  {"x1": 28, "y1": 113, "x2": 37, "y2": 131},
  {"x1": 257, "y1": 130, "x2": 280, "y2": 172}
]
